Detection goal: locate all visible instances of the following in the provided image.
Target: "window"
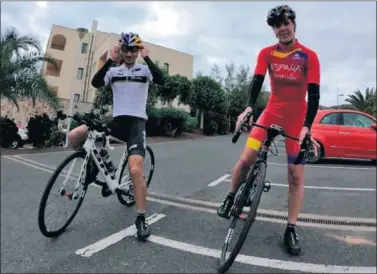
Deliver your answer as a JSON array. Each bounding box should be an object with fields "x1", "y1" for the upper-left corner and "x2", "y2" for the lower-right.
[
  {"x1": 342, "y1": 113, "x2": 375, "y2": 128},
  {"x1": 81, "y1": 43, "x2": 88, "y2": 54},
  {"x1": 320, "y1": 113, "x2": 338, "y2": 125},
  {"x1": 74, "y1": 93, "x2": 80, "y2": 101},
  {"x1": 77, "y1": 68, "x2": 84, "y2": 79},
  {"x1": 164, "y1": 62, "x2": 169, "y2": 74}
]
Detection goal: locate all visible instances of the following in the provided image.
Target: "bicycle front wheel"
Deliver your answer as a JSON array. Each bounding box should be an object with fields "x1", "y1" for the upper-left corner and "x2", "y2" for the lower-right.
[
  {"x1": 116, "y1": 145, "x2": 155, "y2": 206},
  {"x1": 218, "y1": 162, "x2": 267, "y2": 273},
  {"x1": 38, "y1": 150, "x2": 90, "y2": 237}
]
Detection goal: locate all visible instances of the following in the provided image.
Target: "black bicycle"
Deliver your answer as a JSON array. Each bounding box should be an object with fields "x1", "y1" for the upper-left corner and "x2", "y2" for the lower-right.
[{"x1": 218, "y1": 111, "x2": 312, "y2": 273}]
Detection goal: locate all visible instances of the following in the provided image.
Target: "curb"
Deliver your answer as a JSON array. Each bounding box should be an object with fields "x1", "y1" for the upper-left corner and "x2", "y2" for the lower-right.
[{"x1": 1, "y1": 133, "x2": 224, "y2": 156}]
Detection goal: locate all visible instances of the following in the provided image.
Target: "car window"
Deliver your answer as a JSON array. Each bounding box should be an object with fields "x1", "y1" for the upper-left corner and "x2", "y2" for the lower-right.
[
  {"x1": 320, "y1": 113, "x2": 338, "y2": 125},
  {"x1": 342, "y1": 113, "x2": 375, "y2": 128}
]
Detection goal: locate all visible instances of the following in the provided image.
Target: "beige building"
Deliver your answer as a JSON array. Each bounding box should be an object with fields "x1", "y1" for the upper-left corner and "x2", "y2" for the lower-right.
[{"x1": 43, "y1": 20, "x2": 194, "y2": 110}]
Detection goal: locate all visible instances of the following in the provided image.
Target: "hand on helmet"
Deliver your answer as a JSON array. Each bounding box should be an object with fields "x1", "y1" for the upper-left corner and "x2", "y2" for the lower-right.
[
  {"x1": 140, "y1": 43, "x2": 149, "y2": 58},
  {"x1": 110, "y1": 46, "x2": 122, "y2": 64}
]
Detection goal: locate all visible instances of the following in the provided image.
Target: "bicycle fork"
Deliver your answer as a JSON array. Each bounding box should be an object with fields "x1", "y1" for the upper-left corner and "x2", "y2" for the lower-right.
[{"x1": 59, "y1": 155, "x2": 89, "y2": 200}]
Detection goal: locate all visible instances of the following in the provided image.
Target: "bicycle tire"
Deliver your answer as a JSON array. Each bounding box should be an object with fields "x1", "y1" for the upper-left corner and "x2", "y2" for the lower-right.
[
  {"x1": 116, "y1": 145, "x2": 155, "y2": 206},
  {"x1": 38, "y1": 150, "x2": 89, "y2": 238},
  {"x1": 218, "y1": 161, "x2": 267, "y2": 273}
]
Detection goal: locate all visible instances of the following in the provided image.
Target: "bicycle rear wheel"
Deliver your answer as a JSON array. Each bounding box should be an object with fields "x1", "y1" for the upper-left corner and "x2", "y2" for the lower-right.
[
  {"x1": 116, "y1": 145, "x2": 155, "y2": 206},
  {"x1": 38, "y1": 150, "x2": 90, "y2": 237},
  {"x1": 218, "y1": 161, "x2": 267, "y2": 273}
]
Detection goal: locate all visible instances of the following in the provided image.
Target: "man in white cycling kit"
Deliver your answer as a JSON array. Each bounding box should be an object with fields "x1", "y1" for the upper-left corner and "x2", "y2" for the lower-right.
[{"x1": 67, "y1": 32, "x2": 164, "y2": 240}]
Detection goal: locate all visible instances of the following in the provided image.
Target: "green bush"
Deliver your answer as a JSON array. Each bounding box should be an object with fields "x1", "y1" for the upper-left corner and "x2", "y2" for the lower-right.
[
  {"x1": 204, "y1": 111, "x2": 229, "y2": 135},
  {"x1": 45, "y1": 118, "x2": 65, "y2": 147},
  {"x1": 0, "y1": 116, "x2": 20, "y2": 148},
  {"x1": 183, "y1": 116, "x2": 197, "y2": 132},
  {"x1": 146, "y1": 107, "x2": 191, "y2": 137},
  {"x1": 203, "y1": 120, "x2": 218, "y2": 136},
  {"x1": 27, "y1": 113, "x2": 53, "y2": 148}
]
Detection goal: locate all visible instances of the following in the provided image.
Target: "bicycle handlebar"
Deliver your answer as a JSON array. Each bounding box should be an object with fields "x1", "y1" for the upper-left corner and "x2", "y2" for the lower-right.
[
  {"x1": 57, "y1": 111, "x2": 114, "y2": 150},
  {"x1": 232, "y1": 111, "x2": 313, "y2": 164}
]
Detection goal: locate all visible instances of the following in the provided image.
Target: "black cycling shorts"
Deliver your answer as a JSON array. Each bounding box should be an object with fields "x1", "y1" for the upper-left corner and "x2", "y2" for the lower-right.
[{"x1": 107, "y1": 115, "x2": 146, "y2": 158}]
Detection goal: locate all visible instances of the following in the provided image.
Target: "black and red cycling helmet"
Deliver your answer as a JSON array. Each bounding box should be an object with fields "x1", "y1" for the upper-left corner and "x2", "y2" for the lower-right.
[{"x1": 267, "y1": 5, "x2": 296, "y2": 27}]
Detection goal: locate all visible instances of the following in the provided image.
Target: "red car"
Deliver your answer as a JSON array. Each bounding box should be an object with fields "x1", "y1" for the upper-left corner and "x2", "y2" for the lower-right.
[{"x1": 308, "y1": 109, "x2": 376, "y2": 163}]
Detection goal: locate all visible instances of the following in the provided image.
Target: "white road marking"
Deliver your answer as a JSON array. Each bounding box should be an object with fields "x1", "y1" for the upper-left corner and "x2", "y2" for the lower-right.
[
  {"x1": 147, "y1": 191, "x2": 376, "y2": 225},
  {"x1": 207, "y1": 174, "x2": 230, "y2": 187},
  {"x1": 223, "y1": 178, "x2": 376, "y2": 192},
  {"x1": 3, "y1": 156, "x2": 55, "y2": 174},
  {"x1": 1, "y1": 149, "x2": 73, "y2": 157},
  {"x1": 13, "y1": 155, "x2": 60, "y2": 170},
  {"x1": 147, "y1": 197, "x2": 217, "y2": 215},
  {"x1": 75, "y1": 213, "x2": 166, "y2": 257},
  {"x1": 4, "y1": 155, "x2": 376, "y2": 230},
  {"x1": 269, "y1": 162, "x2": 375, "y2": 171},
  {"x1": 147, "y1": 235, "x2": 376, "y2": 273}
]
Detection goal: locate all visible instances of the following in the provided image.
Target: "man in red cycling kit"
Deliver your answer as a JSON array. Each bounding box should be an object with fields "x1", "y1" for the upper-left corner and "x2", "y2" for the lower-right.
[{"x1": 217, "y1": 5, "x2": 320, "y2": 255}]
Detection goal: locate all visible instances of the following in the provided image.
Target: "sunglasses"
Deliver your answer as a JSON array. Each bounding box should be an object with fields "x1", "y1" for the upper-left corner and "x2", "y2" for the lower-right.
[{"x1": 120, "y1": 44, "x2": 139, "y2": 53}]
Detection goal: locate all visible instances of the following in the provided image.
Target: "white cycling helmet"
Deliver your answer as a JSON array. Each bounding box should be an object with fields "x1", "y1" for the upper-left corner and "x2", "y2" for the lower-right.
[{"x1": 119, "y1": 32, "x2": 143, "y2": 49}]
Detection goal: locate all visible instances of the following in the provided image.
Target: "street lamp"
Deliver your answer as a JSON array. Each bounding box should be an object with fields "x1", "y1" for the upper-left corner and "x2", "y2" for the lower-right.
[
  {"x1": 64, "y1": 27, "x2": 88, "y2": 147},
  {"x1": 336, "y1": 87, "x2": 344, "y2": 109}
]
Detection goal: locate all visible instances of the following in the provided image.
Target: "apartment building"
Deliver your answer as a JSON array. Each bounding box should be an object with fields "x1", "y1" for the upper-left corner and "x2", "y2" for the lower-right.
[{"x1": 43, "y1": 20, "x2": 194, "y2": 107}]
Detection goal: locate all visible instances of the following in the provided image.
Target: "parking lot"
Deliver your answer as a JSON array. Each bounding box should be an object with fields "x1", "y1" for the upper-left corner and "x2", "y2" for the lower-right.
[{"x1": 1, "y1": 134, "x2": 376, "y2": 273}]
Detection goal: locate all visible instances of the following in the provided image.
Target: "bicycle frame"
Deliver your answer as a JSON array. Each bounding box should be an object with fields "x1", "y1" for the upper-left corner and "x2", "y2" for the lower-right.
[
  {"x1": 85, "y1": 129, "x2": 131, "y2": 193},
  {"x1": 63, "y1": 129, "x2": 131, "y2": 198},
  {"x1": 255, "y1": 124, "x2": 284, "y2": 163}
]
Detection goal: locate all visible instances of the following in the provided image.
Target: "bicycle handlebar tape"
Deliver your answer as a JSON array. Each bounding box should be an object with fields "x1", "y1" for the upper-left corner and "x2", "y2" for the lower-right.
[
  {"x1": 232, "y1": 111, "x2": 253, "y2": 144},
  {"x1": 232, "y1": 127, "x2": 243, "y2": 143}
]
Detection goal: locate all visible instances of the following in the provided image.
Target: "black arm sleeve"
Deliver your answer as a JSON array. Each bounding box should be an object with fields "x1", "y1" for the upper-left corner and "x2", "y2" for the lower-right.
[
  {"x1": 246, "y1": 74, "x2": 265, "y2": 108},
  {"x1": 303, "y1": 83, "x2": 320, "y2": 129},
  {"x1": 143, "y1": 56, "x2": 165, "y2": 85},
  {"x1": 91, "y1": 59, "x2": 115, "y2": 88}
]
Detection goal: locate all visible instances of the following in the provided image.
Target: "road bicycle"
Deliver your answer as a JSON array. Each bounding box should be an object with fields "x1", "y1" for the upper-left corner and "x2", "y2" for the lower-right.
[
  {"x1": 218, "y1": 111, "x2": 312, "y2": 273},
  {"x1": 37, "y1": 112, "x2": 155, "y2": 238}
]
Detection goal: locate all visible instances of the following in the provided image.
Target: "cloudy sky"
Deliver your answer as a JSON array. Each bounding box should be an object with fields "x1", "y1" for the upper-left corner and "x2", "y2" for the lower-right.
[{"x1": 1, "y1": 1, "x2": 376, "y2": 106}]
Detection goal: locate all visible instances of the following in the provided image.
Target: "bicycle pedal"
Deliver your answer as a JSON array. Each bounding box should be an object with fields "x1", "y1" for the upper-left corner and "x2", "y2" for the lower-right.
[{"x1": 263, "y1": 181, "x2": 271, "y2": 192}]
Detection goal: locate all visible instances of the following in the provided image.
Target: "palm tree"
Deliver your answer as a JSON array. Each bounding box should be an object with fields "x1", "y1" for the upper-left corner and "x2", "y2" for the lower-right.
[
  {"x1": 366, "y1": 91, "x2": 377, "y2": 116},
  {"x1": 345, "y1": 87, "x2": 375, "y2": 115},
  {"x1": 0, "y1": 27, "x2": 59, "y2": 110}
]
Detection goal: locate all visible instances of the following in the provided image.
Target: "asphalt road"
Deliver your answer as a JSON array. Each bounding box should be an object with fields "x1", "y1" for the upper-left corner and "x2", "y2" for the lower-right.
[{"x1": 1, "y1": 134, "x2": 376, "y2": 273}]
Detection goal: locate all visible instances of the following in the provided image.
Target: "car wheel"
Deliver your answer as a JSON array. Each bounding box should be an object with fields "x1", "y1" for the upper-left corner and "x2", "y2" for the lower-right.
[{"x1": 306, "y1": 141, "x2": 323, "y2": 164}]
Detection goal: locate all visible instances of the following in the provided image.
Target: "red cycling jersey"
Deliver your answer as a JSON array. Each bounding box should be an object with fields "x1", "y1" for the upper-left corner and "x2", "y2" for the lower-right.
[{"x1": 247, "y1": 40, "x2": 320, "y2": 164}]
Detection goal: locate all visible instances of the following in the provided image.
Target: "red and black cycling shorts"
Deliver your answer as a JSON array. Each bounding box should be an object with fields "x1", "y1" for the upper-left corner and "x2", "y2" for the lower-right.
[{"x1": 246, "y1": 108, "x2": 306, "y2": 165}]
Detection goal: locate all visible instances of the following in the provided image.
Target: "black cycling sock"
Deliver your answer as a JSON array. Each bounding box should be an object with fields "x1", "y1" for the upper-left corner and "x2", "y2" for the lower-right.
[
  {"x1": 136, "y1": 212, "x2": 145, "y2": 221},
  {"x1": 227, "y1": 192, "x2": 235, "y2": 200},
  {"x1": 287, "y1": 223, "x2": 296, "y2": 231}
]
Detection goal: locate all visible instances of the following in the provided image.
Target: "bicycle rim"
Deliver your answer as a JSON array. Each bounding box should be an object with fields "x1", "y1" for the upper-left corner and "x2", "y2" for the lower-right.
[
  {"x1": 116, "y1": 145, "x2": 155, "y2": 206},
  {"x1": 38, "y1": 150, "x2": 89, "y2": 238},
  {"x1": 218, "y1": 162, "x2": 267, "y2": 273}
]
